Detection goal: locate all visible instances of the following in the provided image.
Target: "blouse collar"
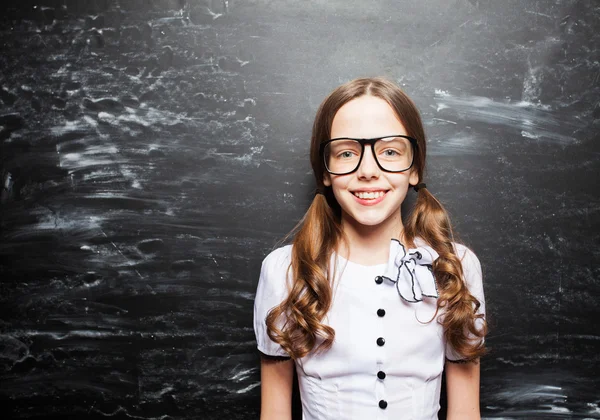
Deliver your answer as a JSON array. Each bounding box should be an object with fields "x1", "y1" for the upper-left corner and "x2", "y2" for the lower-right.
[{"x1": 380, "y1": 238, "x2": 439, "y2": 303}]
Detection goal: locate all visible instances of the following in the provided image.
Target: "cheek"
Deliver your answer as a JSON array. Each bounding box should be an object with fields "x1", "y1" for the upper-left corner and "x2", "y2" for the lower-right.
[
  {"x1": 330, "y1": 175, "x2": 351, "y2": 190},
  {"x1": 329, "y1": 177, "x2": 353, "y2": 202},
  {"x1": 389, "y1": 173, "x2": 412, "y2": 188}
]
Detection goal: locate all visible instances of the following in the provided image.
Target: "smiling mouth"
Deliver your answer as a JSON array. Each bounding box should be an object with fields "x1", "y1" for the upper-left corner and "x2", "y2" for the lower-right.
[{"x1": 353, "y1": 191, "x2": 387, "y2": 200}]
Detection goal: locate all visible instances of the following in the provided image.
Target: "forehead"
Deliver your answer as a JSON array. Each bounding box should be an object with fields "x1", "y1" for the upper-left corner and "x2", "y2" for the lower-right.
[{"x1": 330, "y1": 95, "x2": 407, "y2": 139}]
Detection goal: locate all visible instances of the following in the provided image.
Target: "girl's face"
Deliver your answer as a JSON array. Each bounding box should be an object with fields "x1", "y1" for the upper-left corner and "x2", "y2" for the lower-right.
[{"x1": 323, "y1": 95, "x2": 419, "y2": 230}]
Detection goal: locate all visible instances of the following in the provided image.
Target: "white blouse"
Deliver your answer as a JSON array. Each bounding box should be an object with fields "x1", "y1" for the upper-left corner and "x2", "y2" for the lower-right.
[{"x1": 254, "y1": 238, "x2": 486, "y2": 420}]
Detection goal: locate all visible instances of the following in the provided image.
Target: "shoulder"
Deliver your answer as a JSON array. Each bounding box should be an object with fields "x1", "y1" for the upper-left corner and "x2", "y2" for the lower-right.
[
  {"x1": 261, "y1": 244, "x2": 293, "y2": 274},
  {"x1": 452, "y1": 243, "x2": 482, "y2": 273},
  {"x1": 452, "y1": 243, "x2": 484, "y2": 302},
  {"x1": 257, "y1": 244, "x2": 293, "y2": 298},
  {"x1": 254, "y1": 245, "x2": 294, "y2": 358}
]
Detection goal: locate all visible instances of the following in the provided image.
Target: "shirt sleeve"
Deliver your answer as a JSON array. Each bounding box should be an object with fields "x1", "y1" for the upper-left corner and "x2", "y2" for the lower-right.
[
  {"x1": 253, "y1": 246, "x2": 292, "y2": 358},
  {"x1": 445, "y1": 245, "x2": 486, "y2": 362}
]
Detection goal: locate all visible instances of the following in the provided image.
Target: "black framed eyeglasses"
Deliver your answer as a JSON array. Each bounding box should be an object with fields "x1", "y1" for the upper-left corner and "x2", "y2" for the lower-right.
[{"x1": 319, "y1": 135, "x2": 418, "y2": 175}]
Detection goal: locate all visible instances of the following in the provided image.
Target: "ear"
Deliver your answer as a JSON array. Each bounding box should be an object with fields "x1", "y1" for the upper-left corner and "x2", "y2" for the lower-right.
[
  {"x1": 408, "y1": 169, "x2": 419, "y2": 188},
  {"x1": 323, "y1": 172, "x2": 332, "y2": 187}
]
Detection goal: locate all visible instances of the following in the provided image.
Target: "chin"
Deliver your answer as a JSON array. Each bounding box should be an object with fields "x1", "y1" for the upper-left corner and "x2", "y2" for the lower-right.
[{"x1": 343, "y1": 209, "x2": 399, "y2": 228}]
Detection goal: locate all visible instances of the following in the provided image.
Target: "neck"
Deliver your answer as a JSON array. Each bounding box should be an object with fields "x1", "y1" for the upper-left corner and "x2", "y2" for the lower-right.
[{"x1": 339, "y1": 211, "x2": 405, "y2": 265}]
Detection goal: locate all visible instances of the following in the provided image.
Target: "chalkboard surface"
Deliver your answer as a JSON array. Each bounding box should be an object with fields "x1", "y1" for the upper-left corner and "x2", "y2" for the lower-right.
[{"x1": 1, "y1": 1, "x2": 598, "y2": 419}]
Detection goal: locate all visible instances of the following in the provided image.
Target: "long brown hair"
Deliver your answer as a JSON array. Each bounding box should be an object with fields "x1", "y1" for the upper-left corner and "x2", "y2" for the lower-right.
[{"x1": 266, "y1": 77, "x2": 487, "y2": 361}]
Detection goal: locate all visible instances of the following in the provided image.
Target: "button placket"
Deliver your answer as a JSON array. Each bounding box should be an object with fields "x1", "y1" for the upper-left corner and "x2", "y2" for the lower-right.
[{"x1": 374, "y1": 275, "x2": 388, "y2": 412}]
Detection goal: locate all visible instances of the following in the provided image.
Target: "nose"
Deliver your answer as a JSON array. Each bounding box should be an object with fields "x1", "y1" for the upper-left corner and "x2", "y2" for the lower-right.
[{"x1": 356, "y1": 145, "x2": 380, "y2": 179}]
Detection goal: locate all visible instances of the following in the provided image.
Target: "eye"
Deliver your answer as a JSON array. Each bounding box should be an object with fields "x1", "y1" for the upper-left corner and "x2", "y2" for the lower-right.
[
  {"x1": 326, "y1": 139, "x2": 361, "y2": 160},
  {"x1": 336, "y1": 150, "x2": 356, "y2": 159},
  {"x1": 376, "y1": 137, "x2": 408, "y2": 158},
  {"x1": 380, "y1": 148, "x2": 404, "y2": 157}
]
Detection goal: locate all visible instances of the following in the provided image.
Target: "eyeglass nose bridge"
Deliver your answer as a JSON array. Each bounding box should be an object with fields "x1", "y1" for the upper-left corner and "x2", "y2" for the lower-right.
[
  {"x1": 355, "y1": 139, "x2": 381, "y2": 173},
  {"x1": 357, "y1": 138, "x2": 380, "y2": 147}
]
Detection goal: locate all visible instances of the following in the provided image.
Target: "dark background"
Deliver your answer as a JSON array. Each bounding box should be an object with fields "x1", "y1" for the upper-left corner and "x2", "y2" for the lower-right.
[{"x1": 1, "y1": 0, "x2": 599, "y2": 419}]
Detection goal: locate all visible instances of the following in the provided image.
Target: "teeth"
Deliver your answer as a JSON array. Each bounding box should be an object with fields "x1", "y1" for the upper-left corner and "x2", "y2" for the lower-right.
[{"x1": 354, "y1": 191, "x2": 385, "y2": 199}]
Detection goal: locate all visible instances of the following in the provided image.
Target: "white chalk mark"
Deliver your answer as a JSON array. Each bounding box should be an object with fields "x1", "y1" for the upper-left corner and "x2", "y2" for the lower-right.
[
  {"x1": 432, "y1": 118, "x2": 457, "y2": 125},
  {"x1": 99, "y1": 229, "x2": 143, "y2": 279},
  {"x1": 525, "y1": 10, "x2": 552, "y2": 19},
  {"x1": 231, "y1": 367, "x2": 257, "y2": 381},
  {"x1": 429, "y1": 38, "x2": 443, "y2": 48},
  {"x1": 433, "y1": 90, "x2": 579, "y2": 144},
  {"x1": 236, "y1": 381, "x2": 260, "y2": 394}
]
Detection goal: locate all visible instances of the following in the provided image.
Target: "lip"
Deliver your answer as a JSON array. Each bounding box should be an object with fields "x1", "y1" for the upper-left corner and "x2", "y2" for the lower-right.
[
  {"x1": 351, "y1": 189, "x2": 388, "y2": 206},
  {"x1": 350, "y1": 187, "x2": 390, "y2": 193}
]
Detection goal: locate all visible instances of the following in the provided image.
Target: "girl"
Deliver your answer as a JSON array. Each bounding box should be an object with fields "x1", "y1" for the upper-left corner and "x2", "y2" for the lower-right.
[{"x1": 253, "y1": 77, "x2": 487, "y2": 420}]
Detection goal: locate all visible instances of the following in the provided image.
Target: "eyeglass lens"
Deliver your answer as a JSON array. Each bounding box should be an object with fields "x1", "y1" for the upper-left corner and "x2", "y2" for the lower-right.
[{"x1": 324, "y1": 136, "x2": 414, "y2": 174}]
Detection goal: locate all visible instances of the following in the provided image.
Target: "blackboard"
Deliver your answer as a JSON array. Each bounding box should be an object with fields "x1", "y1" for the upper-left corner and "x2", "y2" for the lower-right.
[{"x1": 1, "y1": 0, "x2": 598, "y2": 418}]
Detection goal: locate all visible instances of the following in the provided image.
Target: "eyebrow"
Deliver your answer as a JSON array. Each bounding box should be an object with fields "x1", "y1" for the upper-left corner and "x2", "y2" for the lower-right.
[{"x1": 329, "y1": 134, "x2": 408, "y2": 140}]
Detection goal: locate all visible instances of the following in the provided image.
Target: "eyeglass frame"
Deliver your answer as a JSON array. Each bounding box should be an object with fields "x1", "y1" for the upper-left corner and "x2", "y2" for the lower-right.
[{"x1": 319, "y1": 135, "x2": 419, "y2": 175}]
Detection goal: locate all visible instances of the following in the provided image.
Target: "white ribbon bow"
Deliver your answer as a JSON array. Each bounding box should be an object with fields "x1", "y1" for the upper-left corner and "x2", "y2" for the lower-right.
[{"x1": 381, "y1": 239, "x2": 439, "y2": 303}]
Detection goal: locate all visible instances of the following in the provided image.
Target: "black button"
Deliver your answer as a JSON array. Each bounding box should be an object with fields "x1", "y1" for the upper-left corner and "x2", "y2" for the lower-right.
[
  {"x1": 379, "y1": 399, "x2": 388, "y2": 409},
  {"x1": 375, "y1": 276, "x2": 383, "y2": 284},
  {"x1": 377, "y1": 308, "x2": 385, "y2": 317},
  {"x1": 377, "y1": 370, "x2": 386, "y2": 380},
  {"x1": 376, "y1": 337, "x2": 385, "y2": 346}
]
